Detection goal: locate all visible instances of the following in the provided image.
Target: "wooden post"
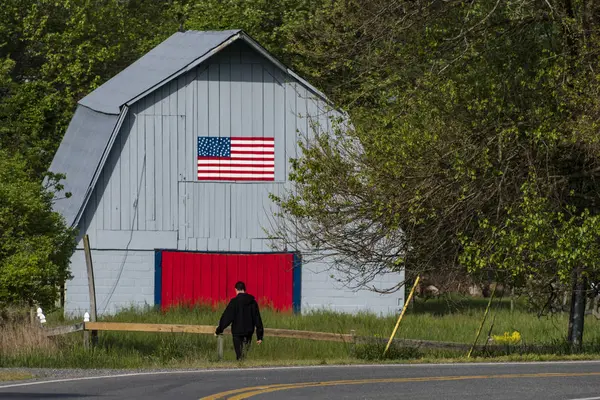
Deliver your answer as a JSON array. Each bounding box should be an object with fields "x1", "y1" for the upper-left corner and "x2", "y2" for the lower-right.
[
  {"x1": 384, "y1": 276, "x2": 420, "y2": 356},
  {"x1": 350, "y1": 329, "x2": 356, "y2": 355},
  {"x1": 83, "y1": 312, "x2": 91, "y2": 349},
  {"x1": 217, "y1": 335, "x2": 224, "y2": 361},
  {"x1": 467, "y1": 284, "x2": 497, "y2": 358},
  {"x1": 83, "y1": 235, "x2": 98, "y2": 347}
]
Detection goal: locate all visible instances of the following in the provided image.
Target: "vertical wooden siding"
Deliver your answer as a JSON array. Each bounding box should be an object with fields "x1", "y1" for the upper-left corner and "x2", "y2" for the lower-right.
[{"x1": 80, "y1": 76, "x2": 186, "y2": 235}]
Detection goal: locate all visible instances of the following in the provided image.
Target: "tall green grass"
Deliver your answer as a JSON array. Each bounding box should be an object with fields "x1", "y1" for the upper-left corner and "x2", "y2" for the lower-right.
[{"x1": 2, "y1": 296, "x2": 599, "y2": 368}]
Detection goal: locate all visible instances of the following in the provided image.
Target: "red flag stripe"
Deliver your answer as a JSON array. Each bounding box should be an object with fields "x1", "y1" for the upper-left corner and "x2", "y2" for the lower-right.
[
  {"x1": 197, "y1": 174, "x2": 275, "y2": 178},
  {"x1": 198, "y1": 170, "x2": 274, "y2": 175},
  {"x1": 197, "y1": 176, "x2": 275, "y2": 181}
]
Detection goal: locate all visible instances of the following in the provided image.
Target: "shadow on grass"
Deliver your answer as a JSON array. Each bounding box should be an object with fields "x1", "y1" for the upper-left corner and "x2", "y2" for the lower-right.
[
  {"x1": 473, "y1": 339, "x2": 600, "y2": 358},
  {"x1": 96, "y1": 331, "x2": 218, "y2": 362},
  {"x1": 353, "y1": 338, "x2": 600, "y2": 361},
  {"x1": 409, "y1": 294, "x2": 526, "y2": 316}
]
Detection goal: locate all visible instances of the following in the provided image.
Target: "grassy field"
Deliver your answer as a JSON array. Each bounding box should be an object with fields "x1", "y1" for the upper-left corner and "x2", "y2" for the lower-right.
[{"x1": 1, "y1": 295, "x2": 599, "y2": 369}]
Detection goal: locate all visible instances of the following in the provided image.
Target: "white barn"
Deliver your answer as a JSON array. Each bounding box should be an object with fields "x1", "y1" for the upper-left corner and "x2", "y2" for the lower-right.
[{"x1": 49, "y1": 30, "x2": 404, "y2": 316}]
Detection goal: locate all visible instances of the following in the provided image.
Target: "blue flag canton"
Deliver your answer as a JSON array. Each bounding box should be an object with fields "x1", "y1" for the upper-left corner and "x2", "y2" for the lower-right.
[{"x1": 197, "y1": 137, "x2": 231, "y2": 157}]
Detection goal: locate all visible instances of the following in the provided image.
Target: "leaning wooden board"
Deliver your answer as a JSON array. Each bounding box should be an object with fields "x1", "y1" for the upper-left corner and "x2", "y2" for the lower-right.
[{"x1": 83, "y1": 322, "x2": 353, "y2": 343}]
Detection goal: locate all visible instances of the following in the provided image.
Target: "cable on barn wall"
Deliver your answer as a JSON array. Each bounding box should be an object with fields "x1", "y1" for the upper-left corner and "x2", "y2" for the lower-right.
[{"x1": 100, "y1": 152, "x2": 147, "y2": 314}]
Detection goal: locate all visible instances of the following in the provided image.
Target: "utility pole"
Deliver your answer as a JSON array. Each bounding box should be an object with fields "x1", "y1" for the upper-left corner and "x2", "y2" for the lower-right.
[{"x1": 83, "y1": 235, "x2": 98, "y2": 347}]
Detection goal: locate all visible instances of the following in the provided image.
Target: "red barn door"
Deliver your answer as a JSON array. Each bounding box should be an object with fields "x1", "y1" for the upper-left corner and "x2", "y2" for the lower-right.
[{"x1": 159, "y1": 252, "x2": 295, "y2": 311}]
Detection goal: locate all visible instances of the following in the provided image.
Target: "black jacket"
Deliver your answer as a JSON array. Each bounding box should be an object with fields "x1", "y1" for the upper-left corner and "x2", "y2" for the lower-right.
[{"x1": 215, "y1": 293, "x2": 264, "y2": 340}]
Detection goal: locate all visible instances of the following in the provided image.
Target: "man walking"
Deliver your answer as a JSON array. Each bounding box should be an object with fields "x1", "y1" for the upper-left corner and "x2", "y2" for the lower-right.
[{"x1": 215, "y1": 281, "x2": 264, "y2": 360}]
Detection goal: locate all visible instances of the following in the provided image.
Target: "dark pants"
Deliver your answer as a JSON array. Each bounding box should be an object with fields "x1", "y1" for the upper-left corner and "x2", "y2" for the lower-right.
[{"x1": 232, "y1": 334, "x2": 253, "y2": 360}]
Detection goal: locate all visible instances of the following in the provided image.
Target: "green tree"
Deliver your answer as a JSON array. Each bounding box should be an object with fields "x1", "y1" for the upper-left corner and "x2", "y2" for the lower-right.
[
  {"x1": 183, "y1": 0, "x2": 322, "y2": 63},
  {"x1": 0, "y1": 0, "x2": 176, "y2": 177},
  {"x1": 272, "y1": 0, "x2": 600, "y2": 346},
  {"x1": 0, "y1": 149, "x2": 75, "y2": 309},
  {"x1": 0, "y1": 57, "x2": 72, "y2": 178}
]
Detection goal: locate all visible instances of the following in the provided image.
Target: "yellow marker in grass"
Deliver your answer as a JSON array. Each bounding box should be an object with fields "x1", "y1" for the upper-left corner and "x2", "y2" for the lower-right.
[{"x1": 384, "y1": 275, "x2": 420, "y2": 356}]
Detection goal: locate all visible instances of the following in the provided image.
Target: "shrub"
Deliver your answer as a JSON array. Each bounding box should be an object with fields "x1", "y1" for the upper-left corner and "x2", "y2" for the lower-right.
[
  {"x1": 0, "y1": 149, "x2": 76, "y2": 309},
  {"x1": 353, "y1": 340, "x2": 422, "y2": 360},
  {"x1": 0, "y1": 307, "x2": 57, "y2": 356}
]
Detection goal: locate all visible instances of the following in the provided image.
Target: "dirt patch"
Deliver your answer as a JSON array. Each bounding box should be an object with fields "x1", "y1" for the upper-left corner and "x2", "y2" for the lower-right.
[{"x1": 0, "y1": 371, "x2": 33, "y2": 382}]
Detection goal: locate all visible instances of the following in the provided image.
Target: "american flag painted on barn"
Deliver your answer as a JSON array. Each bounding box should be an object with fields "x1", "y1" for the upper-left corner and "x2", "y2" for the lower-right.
[{"x1": 197, "y1": 136, "x2": 275, "y2": 181}]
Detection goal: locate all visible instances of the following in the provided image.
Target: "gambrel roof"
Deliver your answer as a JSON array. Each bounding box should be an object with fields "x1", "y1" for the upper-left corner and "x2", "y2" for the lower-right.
[{"x1": 49, "y1": 30, "x2": 329, "y2": 228}]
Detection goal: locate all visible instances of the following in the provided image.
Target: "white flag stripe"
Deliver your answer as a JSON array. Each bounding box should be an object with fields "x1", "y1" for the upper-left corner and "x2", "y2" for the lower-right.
[
  {"x1": 198, "y1": 173, "x2": 275, "y2": 178},
  {"x1": 230, "y1": 141, "x2": 275, "y2": 146},
  {"x1": 229, "y1": 146, "x2": 274, "y2": 152},
  {"x1": 198, "y1": 160, "x2": 275, "y2": 166},
  {"x1": 198, "y1": 166, "x2": 275, "y2": 172},
  {"x1": 231, "y1": 139, "x2": 274, "y2": 145},
  {"x1": 229, "y1": 154, "x2": 275, "y2": 159}
]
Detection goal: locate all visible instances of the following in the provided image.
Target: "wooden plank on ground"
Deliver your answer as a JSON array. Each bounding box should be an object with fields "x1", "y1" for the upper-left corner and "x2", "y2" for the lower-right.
[
  {"x1": 85, "y1": 322, "x2": 217, "y2": 334},
  {"x1": 83, "y1": 322, "x2": 352, "y2": 342},
  {"x1": 44, "y1": 323, "x2": 84, "y2": 337},
  {"x1": 265, "y1": 327, "x2": 351, "y2": 343},
  {"x1": 358, "y1": 336, "x2": 503, "y2": 351},
  {"x1": 390, "y1": 338, "x2": 472, "y2": 351}
]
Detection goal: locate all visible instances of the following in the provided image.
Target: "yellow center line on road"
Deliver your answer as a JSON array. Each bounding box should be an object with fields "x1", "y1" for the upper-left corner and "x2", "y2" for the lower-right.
[
  {"x1": 199, "y1": 383, "x2": 309, "y2": 400},
  {"x1": 199, "y1": 372, "x2": 600, "y2": 400}
]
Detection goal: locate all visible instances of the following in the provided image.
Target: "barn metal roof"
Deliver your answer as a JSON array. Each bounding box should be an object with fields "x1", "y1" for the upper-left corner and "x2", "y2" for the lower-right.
[
  {"x1": 48, "y1": 105, "x2": 120, "y2": 226},
  {"x1": 49, "y1": 30, "x2": 331, "y2": 227},
  {"x1": 80, "y1": 30, "x2": 242, "y2": 115}
]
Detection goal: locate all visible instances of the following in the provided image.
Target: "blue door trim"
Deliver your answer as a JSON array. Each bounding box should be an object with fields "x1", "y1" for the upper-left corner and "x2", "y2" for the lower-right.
[
  {"x1": 154, "y1": 250, "x2": 162, "y2": 307},
  {"x1": 292, "y1": 252, "x2": 302, "y2": 314}
]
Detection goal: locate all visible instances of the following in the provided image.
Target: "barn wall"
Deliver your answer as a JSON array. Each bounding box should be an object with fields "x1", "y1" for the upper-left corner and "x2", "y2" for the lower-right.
[
  {"x1": 301, "y1": 260, "x2": 404, "y2": 316},
  {"x1": 64, "y1": 250, "x2": 403, "y2": 317},
  {"x1": 65, "y1": 250, "x2": 155, "y2": 317},
  {"x1": 66, "y1": 40, "x2": 402, "y2": 316},
  {"x1": 77, "y1": 76, "x2": 185, "y2": 238}
]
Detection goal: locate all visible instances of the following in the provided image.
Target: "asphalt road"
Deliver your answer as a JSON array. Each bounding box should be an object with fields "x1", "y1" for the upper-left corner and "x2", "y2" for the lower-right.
[{"x1": 1, "y1": 361, "x2": 600, "y2": 400}]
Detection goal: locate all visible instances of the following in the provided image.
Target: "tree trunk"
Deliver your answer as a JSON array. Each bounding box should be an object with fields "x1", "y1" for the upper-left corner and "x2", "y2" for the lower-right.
[
  {"x1": 568, "y1": 268, "x2": 587, "y2": 350},
  {"x1": 567, "y1": 271, "x2": 577, "y2": 340},
  {"x1": 510, "y1": 286, "x2": 515, "y2": 312}
]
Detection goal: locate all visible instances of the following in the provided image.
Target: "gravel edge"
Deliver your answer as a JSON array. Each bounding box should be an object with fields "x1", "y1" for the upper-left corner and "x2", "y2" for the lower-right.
[{"x1": 0, "y1": 367, "x2": 202, "y2": 386}]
